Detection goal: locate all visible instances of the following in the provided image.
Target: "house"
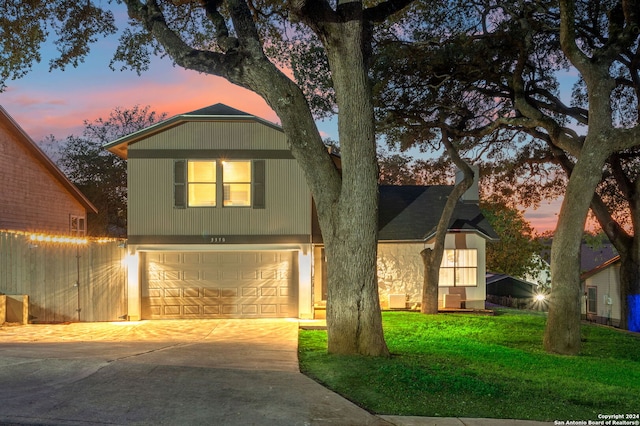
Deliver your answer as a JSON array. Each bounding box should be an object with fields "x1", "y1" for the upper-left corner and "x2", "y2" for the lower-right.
[
  {"x1": 581, "y1": 256, "x2": 621, "y2": 327},
  {"x1": 105, "y1": 104, "x2": 497, "y2": 320},
  {"x1": 0, "y1": 105, "x2": 97, "y2": 235}
]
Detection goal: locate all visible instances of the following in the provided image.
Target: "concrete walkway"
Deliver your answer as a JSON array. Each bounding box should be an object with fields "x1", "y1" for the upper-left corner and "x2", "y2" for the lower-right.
[{"x1": 0, "y1": 320, "x2": 553, "y2": 425}]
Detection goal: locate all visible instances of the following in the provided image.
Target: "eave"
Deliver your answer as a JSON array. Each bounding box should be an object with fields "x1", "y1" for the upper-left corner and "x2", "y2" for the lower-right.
[{"x1": 0, "y1": 106, "x2": 98, "y2": 214}]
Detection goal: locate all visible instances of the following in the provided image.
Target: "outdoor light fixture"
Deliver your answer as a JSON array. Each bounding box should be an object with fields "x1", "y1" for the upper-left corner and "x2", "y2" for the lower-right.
[{"x1": 535, "y1": 293, "x2": 546, "y2": 302}]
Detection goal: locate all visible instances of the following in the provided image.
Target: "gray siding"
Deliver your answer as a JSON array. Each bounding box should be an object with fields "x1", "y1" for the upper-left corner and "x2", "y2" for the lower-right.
[
  {"x1": 131, "y1": 121, "x2": 290, "y2": 151},
  {"x1": 127, "y1": 120, "x2": 311, "y2": 237}
]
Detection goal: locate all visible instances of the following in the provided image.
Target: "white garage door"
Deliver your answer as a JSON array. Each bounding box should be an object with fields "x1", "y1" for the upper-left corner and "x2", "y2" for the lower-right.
[{"x1": 141, "y1": 251, "x2": 298, "y2": 319}]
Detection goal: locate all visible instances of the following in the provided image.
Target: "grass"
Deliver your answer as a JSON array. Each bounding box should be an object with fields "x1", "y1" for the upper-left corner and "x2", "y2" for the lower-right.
[{"x1": 298, "y1": 309, "x2": 640, "y2": 421}]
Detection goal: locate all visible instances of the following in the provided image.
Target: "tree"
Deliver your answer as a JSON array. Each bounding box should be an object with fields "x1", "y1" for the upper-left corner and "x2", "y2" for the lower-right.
[
  {"x1": 54, "y1": 105, "x2": 167, "y2": 236},
  {"x1": 371, "y1": 0, "x2": 640, "y2": 353},
  {"x1": 482, "y1": 200, "x2": 543, "y2": 280},
  {"x1": 1, "y1": 0, "x2": 430, "y2": 356}
]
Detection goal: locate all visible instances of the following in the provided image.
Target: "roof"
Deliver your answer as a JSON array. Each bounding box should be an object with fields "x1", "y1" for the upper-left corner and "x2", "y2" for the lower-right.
[
  {"x1": 104, "y1": 103, "x2": 282, "y2": 159},
  {"x1": 0, "y1": 106, "x2": 98, "y2": 214},
  {"x1": 486, "y1": 273, "x2": 539, "y2": 298},
  {"x1": 378, "y1": 185, "x2": 499, "y2": 241},
  {"x1": 581, "y1": 255, "x2": 621, "y2": 281}
]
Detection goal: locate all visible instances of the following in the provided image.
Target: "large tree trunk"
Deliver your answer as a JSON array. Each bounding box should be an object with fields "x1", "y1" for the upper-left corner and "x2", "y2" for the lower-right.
[
  {"x1": 420, "y1": 248, "x2": 440, "y2": 314},
  {"x1": 319, "y1": 9, "x2": 388, "y2": 356},
  {"x1": 544, "y1": 149, "x2": 608, "y2": 354}
]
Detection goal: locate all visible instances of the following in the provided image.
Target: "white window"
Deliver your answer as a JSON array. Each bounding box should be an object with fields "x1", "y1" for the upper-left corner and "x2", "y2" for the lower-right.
[
  {"x1": 439, "y1": 249, "x2": 477, "y2": 287},
  {"x1": 70, "y1": 215, "x2": 86, "y2": 236}
]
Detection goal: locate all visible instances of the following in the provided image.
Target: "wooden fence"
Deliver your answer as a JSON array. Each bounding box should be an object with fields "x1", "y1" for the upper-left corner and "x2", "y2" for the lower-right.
[{"x1": 0, "y1": 231, "x2": 128, "y2": 322}]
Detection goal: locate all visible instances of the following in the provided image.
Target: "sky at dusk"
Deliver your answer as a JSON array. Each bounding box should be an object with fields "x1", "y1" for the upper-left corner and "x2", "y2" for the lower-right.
[{"x1": 0, "y1": 7, "x2": 562, "y2": 233}]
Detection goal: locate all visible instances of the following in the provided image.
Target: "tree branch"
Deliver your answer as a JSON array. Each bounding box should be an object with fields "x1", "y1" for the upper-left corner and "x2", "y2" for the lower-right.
[{"x1": 363, "y1": 0, "x2": 415, "y2": 22}]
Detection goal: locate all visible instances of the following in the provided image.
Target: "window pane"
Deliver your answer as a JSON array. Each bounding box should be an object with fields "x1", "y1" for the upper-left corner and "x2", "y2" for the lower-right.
[
  {"x1": 223, "y1": 161, "x2": 251, "y2": 182},
  {"x1": 457, "y1": 249, "x2": 477, "y2": 267},
  {"x1": 587, "y1": 287, "x2": 597, "y2": 313},
  {"x1": 188, "y1": 161, "x2": 216, "y2": 182},
  {"x1": 456, "y1": 268, "x2": 477, "y2": 286},
  {"x1": 224, "y1": 184, "x2": 251, "y2": 206},
  {"x1": 189, "y1": 184, "x2": 216, "y2": 206},
  {"x1": 439, "y1": 267, "x2": 454, "y2": 287},
  {"x1": 441, "y1": 250, "x2": 456, "y2": 267}
]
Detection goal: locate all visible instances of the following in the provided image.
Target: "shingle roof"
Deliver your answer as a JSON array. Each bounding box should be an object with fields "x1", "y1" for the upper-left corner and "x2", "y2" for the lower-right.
[
  {"x1": 378, "y1": 185, "x2": 498, "y2": 241},
  {"x1": 184, "y1": 104, "x2": 253, "y2": 117}
]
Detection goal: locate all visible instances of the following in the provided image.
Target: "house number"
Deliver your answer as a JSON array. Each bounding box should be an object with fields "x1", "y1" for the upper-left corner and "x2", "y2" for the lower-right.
[{"x1": 210, "y1": 237, "x2": 226, "y2": 243}]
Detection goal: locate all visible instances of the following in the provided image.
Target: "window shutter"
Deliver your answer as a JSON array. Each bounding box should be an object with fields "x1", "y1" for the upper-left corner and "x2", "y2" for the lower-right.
[
  {"x1": 253, "y1": 160, "x2": 265, "y2": 209},
  {"x1": 174, "y1": 160, "x2": 187, "y2": 208}
]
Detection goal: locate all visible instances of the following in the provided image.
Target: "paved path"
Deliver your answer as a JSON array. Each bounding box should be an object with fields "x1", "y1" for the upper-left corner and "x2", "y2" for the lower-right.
[{"x1": 0, "y1": 320, "x2": 552, "y2": 425}]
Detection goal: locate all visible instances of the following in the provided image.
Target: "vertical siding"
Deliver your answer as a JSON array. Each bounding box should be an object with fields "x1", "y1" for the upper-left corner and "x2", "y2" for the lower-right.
[
  {"x1": 129, "y1": 159, "x2": 311, "y2": 236},
  {"x1": 585, "y1": 263, "x2": 621, "y2": 325},
  {"x1": 0, "y1": 231, "x2": 127, "y2": 322},
  {"x1": 132, "y1": 121, "x2": 290, "y2": 151}
]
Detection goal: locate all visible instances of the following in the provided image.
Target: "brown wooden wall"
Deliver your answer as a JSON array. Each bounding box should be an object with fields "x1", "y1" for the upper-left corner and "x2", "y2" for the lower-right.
[
  {"x1": 0, "y1": 231, "x2": 127, "y2": 322},
  {"x1": 0, "y1": 119, "x2": 87, "y2": 234}
]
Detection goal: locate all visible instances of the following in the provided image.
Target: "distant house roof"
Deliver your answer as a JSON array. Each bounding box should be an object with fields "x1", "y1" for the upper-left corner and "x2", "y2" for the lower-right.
[
  {"x1": 581, "y1": 242, "x2": 618, "y2": 272},
  {"x1": 538, "y1": 239, "x2": 619, "y2": 273},
  {"x1": 581, "y1": 255, "x2": 621, "y2": 281},
  {"x1": 104, "y1": 103, "x2": 282, "y2": 159},
  {"x1": 0, "y1": 106, "x2": 97, "y2": 214},
  {"x1": 486, "y1": 273, "x2": 539, "y2": 298},
  {"x1": 378, "y1": 185, "x2": 499, "y2": 241}
]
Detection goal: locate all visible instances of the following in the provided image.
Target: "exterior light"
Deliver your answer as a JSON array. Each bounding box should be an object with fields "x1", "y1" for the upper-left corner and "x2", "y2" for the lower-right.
[{"x1": 535, "y1": 294, "x2": 546, "y2": 302}]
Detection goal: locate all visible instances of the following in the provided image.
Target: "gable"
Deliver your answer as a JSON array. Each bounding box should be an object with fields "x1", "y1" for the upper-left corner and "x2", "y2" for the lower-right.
[
  {"x1": 0, "y1": 106, "x2": 97, "y2": 233},
  {"x1": 105, "y1": 103, "x2": 287, "y2": 158}
]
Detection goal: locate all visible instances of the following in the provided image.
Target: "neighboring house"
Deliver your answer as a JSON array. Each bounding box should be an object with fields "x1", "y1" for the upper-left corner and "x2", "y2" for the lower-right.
[
  {"x1": 105, "y1": 103, "x2": 498, "y2": 320},
  {"x1": 0, "y1": 105, "x2": 97, "y2": 235},
  {"x1": 581, "y1": 256, "x2": 621, "y2": 327}
]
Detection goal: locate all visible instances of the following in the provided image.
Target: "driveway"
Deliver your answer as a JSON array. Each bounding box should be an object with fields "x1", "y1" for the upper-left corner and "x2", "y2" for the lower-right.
[{"x1": 0, "y1": 319, "x2": 388, "y2": 425}]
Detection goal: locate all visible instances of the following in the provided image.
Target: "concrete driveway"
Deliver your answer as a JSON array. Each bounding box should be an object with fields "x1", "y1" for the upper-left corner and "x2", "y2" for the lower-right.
[{"x1": 0, "y1": 319, "x2": 388, "y2": 425}]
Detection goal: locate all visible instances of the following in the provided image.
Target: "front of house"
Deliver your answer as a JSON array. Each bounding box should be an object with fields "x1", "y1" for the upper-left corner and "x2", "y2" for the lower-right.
[{"x1": 106, "y1": 104, "x2": 497, "y2": 320}]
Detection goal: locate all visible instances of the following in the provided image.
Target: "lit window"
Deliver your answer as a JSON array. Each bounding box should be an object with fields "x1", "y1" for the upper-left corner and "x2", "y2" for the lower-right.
[
  {"x1": 223, "y1": 161, "x2": 251, "y2": 207},
  {"x1": 188, "y1": 161, "x2": 217, "y2": 206},
  {"x1": 439, "y1": 249, "x2": 477, "y2": 287}
]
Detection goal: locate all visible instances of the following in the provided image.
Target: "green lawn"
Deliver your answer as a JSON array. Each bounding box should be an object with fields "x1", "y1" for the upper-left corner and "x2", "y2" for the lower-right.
[{"x1": 298, "y1": 310, "x2": 640, "y2": 421}]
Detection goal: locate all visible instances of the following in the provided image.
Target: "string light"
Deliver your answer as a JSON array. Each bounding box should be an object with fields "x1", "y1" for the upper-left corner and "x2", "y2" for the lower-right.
[{"x1": 1, "y1": 229, "x2": 120, "y2": 245}]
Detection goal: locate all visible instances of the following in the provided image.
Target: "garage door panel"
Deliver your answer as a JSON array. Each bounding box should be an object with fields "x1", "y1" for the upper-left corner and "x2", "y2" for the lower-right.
[
  {"x1": 142, "y1": 251, "x2": 297, "y2": 319},
  {"x1": 203, "y1": 288, "x2": 220, "y2": 298}
]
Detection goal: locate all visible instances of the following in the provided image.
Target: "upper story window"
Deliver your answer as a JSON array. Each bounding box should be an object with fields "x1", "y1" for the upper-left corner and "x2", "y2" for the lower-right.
[
  {"x1": 439, "y1": 249, "x2": 477, "y2": 287},
  {"x1": 188, "y1": 160, "x2": 217, "y2": 206},
  {"x1": 175, "y1": 159, "x2": 265, "y2": 209},
  {"x1": 70, "y1": 215, "x2": 86, "y2": 236},
  {"x1": 223, "y1": 161, "x2": 251, "y2": 206}
]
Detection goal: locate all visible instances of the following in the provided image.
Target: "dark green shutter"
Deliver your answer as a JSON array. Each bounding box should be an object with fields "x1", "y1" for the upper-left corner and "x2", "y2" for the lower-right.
[
  {"x1": 174, "y1": 160, "x2": 187, "y2": 208},
  {"x1": 253, "y1": 160, "x2": 265, "y2": 209}
]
